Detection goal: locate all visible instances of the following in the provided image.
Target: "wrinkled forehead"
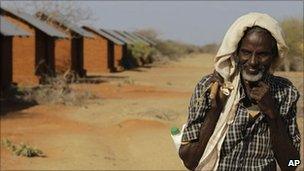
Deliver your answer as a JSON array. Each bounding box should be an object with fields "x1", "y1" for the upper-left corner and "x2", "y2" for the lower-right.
[{"x1": 238, "y1": 27, "x2": 278, "y2": 52}]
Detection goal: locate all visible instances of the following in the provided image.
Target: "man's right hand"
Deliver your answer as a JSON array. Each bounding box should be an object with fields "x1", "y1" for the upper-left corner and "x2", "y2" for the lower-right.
[{"x1": 209, "y1": 71, "x2": 228, "y2": 111}]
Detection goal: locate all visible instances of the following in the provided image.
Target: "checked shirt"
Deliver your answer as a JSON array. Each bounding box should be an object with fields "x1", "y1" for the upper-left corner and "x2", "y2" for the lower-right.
[{"x1": 182, "y1": 73, "x2": 301, "y2": 170}]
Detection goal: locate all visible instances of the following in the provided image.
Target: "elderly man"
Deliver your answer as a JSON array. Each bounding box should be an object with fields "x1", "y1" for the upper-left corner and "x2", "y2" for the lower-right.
[{"x1": 178, "y1": 13, "x2": 301, "y2": 171}]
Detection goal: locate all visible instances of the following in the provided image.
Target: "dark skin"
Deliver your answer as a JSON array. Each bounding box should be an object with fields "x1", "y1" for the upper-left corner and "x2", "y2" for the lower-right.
[{"x1": 179, "y1": 30, "x2": 300, "y2": 171}]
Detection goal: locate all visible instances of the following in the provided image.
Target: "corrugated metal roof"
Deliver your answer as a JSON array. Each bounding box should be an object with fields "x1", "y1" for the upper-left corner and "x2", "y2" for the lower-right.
[
  {"x1": 104, "y1": 29, "x2": 133, "y2": 44},
  {"x1": 0, "y1": 7, "x2": 67, "y2": 38},
  {"x1": 36, "y1": 12, "x2": 94, "y2": 38},
  {"x1": 133, "y1": 32, "x2": 157, "y2": 46},
  {"x1": 127, "y1": 32, "x2": 153, "y2": 45},
  {"x1": 98, "y1": 29, "x2": 125, "y2": 45},
  {"x1": 0, "y1": 16, "x2": 31, "y2": 36},
  {"x1": 124, "y1": 31, "x2": 150, "y2": 46},
  {"x1": 83, "y1": 26, "x2": 124, "y2": 45},
  {"x1": 114, "y1": 30, "x2": 138, "y2": 44}
]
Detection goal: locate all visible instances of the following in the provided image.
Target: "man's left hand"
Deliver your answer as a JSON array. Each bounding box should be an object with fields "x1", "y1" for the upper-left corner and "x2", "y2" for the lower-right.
[{"x1": 248, "y1": 81, "x2": 277, "y2": 119}]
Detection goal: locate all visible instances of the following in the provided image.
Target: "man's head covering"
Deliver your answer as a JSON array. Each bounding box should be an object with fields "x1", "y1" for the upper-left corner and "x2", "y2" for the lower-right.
[
  {"x1": 214, "y1": 12, "x2": 288, "y2": 80},
  {"x1": 196, "y1": 12, "x2": 288, "y2": 171}
]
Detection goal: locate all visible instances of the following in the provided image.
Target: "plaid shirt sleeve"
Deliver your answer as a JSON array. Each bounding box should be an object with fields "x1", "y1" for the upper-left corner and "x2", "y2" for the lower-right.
[
  {"x1": 181, "y1": 74, "x2": 213, "y2": 142},
  {"x1": 277, "y1": 83, "x2": 301, "y2": 152}
]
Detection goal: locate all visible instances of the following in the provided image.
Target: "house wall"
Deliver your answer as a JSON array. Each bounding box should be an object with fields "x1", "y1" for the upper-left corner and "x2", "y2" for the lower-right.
[
  {"x1": 35, "y1": 19, "x2": 74, "y2": 76},
  {"x1": 5, "y1": 14, "x2": 38, "y2": 85},
  {"x1": 54, "y1": 38, "x2": 71, "y2": 74},
  {"x1": 3, "y1": 15, "x2": 39, "y2": 85},
  {"x1": 12, "y1": 35, "x2": 38, "y2": 85},
  {"x1": 50, "y1": 26, "x2": 85, "y2": 77},
  {"x1": 83, "y1": 35, "x2": 110, "y2": 74},
  {"x1": 38, "y1": 18, "x2": 87, "y2": 77}
]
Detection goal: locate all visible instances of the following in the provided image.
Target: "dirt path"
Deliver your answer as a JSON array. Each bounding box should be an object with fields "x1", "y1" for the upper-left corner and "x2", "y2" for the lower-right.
[{"x1": 1, "y1": 53, "x2": 303, "y2": 170}]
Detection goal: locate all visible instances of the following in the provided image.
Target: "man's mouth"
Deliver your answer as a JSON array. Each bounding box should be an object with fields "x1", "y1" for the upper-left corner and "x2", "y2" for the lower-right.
[
  {"x1": 241, "y1": 65, "x2": 265, "y2": 82},
  {"x1": 246, "y1": 68, "x2": 260, "y2": 75}
]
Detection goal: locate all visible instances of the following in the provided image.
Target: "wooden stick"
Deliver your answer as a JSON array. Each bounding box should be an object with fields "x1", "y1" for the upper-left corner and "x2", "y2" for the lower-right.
[{"x1": 209, "y1": 81, "x2": 219, "y2": 100}]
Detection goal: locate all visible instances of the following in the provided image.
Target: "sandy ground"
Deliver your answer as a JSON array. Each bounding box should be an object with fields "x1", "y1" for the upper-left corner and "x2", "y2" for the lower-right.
[{"x1": 1, "y1": 53, "x2": 303, "y2": 170}]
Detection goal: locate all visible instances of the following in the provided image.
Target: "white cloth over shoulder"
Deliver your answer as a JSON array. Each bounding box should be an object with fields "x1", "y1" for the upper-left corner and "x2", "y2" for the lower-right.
[{"x1": 196, "y1": 12, "x2": 288, "y2": 171}]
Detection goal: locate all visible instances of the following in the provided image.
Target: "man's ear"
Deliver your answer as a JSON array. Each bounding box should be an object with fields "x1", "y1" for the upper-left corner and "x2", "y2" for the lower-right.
[{"x1": 268, "y1": 56, "x2": 279, "y2": 74}]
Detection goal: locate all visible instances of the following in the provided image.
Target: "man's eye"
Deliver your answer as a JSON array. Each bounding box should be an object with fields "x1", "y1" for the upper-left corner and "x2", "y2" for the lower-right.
[
  {"x1": 258, "y1": 52, "x2": 270, "y2": 57},
  {"x1": 241, "y1": 50, "x2": 251, "y2": 56},
  {"x1": 257, "y1": 52, "x2": 272, "y2": 60}
]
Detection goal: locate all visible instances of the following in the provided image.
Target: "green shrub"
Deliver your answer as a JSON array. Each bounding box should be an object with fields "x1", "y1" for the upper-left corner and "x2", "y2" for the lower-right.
[
  {"x1": 1, "y1": 139, "x2": 44, "y2": 157},
  {"x1": 128, "y1": 42, "x2": 153, "y2": 65},
  {"x1": 123, "y1": 42, "x2": 161, "y2": 68}
]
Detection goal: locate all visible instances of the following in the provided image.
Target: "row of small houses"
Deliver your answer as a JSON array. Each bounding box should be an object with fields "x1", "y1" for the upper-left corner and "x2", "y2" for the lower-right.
[{"x1": 0, "y1": 7, "x2": 156, "y2": 92}]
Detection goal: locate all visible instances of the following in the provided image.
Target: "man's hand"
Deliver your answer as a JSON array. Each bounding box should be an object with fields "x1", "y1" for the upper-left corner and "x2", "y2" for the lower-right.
[
  {"x1": 209, "y1": 71, "x2": 228, "y2": 111},
  {"x1": 245, "y1": 81, "x2": 277, "y2": 119}
]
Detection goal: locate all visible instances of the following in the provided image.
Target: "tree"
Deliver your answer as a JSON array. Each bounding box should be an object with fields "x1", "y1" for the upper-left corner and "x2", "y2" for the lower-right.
[
  {"x1": 1, "y1": 1, "x2": 96, "y2": 26},
  {"x1": 280, "y1": 17, "x2": 303, "y2": 71}
]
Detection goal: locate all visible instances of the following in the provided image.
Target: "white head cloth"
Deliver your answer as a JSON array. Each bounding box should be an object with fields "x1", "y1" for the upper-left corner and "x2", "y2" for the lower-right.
[{"x1": 196, "y1": 12, "x2": 288, "y2": 171}]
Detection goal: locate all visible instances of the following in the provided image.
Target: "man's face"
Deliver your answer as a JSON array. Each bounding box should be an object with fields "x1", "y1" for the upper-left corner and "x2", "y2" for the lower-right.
[{"x1": 237, "y1": 31, "x2": 276, "y2": 82}]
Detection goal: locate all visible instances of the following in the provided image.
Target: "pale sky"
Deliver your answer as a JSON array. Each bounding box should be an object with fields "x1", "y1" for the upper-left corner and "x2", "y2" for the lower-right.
[
  {"x1": 2, "y1": 1, "x2": 303, "y2": 45},
  {"x1": 80, "y1": 1, "x2": 303, "y2": 45}
]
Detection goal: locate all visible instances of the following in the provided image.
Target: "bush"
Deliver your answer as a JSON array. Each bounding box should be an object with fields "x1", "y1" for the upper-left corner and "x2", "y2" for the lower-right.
[
  {"x1": 128, "y1": 42, "x2": 152, "y2": 65},
  {"x1": 155, "y1": 40, "x2": 199, "y2": 60},
  {"x1": 199, "y1": 43, "x2": 219, "y2": 54},
  {"x1": 124, "y1": 42, "x2": 161, "y2": 68},
  {"x1": 132, "y1": 28, "x2": 219, "y2": 65},
  {"x1": 145, "y1": 47, "x2": 166, "y2": 64}
]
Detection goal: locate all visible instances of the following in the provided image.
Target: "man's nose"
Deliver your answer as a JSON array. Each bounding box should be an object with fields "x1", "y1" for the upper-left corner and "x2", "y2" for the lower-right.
[{"x1": 249, "y1": 53, "x2": 259, "y2": 66}]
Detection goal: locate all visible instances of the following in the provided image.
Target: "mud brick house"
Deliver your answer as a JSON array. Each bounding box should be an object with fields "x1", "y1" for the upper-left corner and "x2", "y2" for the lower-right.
[
  {"x1": 0, "y1": 16, "x2": 30, "y2": 92},
  {"x1": 103, "y1": 29, "x2": 137, "y2": 69},
  {"x1": 0, "y1": 7, "x2": 67, "y2": 85},
  {"x1": 102, "y1": 29, "x2": 132, "y2": 70},
  {"x1": 82, "y1": 26, "x2": 125, "y2": 73},
  {"x1": 99, "y1": 29, "x2": 127, "y2": 71},
  {"x1": 103, "y1": 30, "x2": 127, "y2": 72},
  {"x1": 36, "y1": 12, "x2": 94, "y2": 77}
]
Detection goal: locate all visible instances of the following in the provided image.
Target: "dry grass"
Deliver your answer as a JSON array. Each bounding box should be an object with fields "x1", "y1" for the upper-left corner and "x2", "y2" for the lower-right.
[{"x1": 13, "y1": 75, "x2": 98, "y2": 106}]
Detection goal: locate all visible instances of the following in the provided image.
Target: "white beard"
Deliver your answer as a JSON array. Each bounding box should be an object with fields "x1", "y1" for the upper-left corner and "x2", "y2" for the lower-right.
[{"x1": 241, "y1": 69, "x2": 263, "y2": 82}]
